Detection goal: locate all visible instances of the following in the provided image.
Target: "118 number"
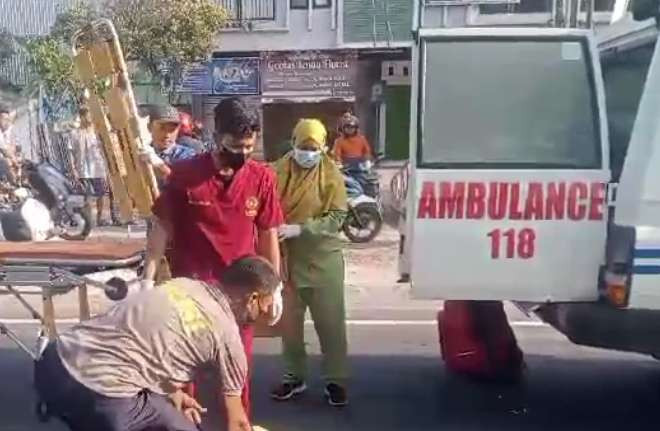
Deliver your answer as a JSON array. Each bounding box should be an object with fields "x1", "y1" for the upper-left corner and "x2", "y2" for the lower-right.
[{"x1": 487, "y1": 228, "x2": 536, "y2": 259}]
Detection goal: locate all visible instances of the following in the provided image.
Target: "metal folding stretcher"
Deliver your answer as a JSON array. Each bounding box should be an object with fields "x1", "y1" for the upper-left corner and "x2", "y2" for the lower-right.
[{"x1": 0, "y1": 239, "x2": 144, "y2": 359}]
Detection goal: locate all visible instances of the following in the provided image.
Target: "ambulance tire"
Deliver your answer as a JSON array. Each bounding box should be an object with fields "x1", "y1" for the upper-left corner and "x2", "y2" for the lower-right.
[{"x1": 343, "y1": 203, "x2": 383, "y2": 243}]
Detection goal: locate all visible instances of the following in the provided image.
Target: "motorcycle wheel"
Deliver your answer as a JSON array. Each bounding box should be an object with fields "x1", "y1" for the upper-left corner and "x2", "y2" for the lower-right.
[
  {"x1": 59, "y1": 207, "x2": 92, "y2": 240},
  {"x1": 343, "y1": 203, "x2": 383, "y2": 243}
]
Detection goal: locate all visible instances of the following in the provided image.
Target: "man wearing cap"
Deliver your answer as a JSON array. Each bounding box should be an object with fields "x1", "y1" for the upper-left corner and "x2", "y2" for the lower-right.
[
  {"x1": 139, "y1": 105, "x2": 197, "y2": 185},
  {"x1": 142, "y1": 97, "x2": 283, "y2": 416}
]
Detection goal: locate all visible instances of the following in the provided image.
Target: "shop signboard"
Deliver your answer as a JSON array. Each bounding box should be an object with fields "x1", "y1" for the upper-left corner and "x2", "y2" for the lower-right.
[
  {"x1": 176, "y1": 63, "x2": 211, "y2": 94},
  {"x1": 261, "y1": 50, "x2": 357, "y2": 98},
  {"x1": 211, "y1": 57, "x2": 260, "y2": 95}
]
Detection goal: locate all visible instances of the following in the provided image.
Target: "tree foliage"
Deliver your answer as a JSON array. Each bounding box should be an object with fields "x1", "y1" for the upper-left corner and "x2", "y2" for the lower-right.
[
  {"x1": 25, "y1": 0, "x2": 227, "y2": 98},
  {"x1": 108, "y1": 0, "x2": 227, "y2": 75}
]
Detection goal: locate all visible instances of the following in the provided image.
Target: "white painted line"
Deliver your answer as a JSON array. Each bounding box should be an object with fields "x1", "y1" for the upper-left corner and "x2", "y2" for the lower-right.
[{"x1": 0, "y1": 319, "x2": 548, "y2": 327}]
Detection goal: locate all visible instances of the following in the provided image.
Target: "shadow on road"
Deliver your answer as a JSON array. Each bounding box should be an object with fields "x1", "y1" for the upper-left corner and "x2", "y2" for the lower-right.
[
  {"x1": 2, "y1": 347, "x2": 660, "y2": 431},
  {"x1": 200, "y1": 353, "x2": 660, "y2": 431}
]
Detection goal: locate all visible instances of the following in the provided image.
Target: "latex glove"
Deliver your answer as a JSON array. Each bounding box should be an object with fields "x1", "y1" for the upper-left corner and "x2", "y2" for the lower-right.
[
  {"x1": 268, "y1": 282, "x2": 284, "y2": 326},
  {"x1": 140, "y1": 279, "x2": 155, "y2": 291},
  {"x1": 364, "y1": 160, "x2": 373, "y2": 170},
  {"x1": 278, "y1": 224, "x2": 302, "y2": 241},
  {"x1": 138, "y1": 145, "x2": 165, "y2": 167}
]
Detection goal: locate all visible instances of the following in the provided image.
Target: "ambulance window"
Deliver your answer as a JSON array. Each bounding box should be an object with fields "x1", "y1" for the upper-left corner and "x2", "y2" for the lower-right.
[{"x1": 420, "y1": 39, "x2": 600, "y2": 169}]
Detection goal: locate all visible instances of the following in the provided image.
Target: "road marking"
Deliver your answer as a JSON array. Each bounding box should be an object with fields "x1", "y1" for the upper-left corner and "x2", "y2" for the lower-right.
[{"x1": 0, "y1": 319, "x2": 548, "y2": 327}]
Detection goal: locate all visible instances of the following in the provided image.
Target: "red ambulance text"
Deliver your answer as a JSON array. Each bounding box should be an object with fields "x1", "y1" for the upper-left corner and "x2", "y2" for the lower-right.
[{"x1": 417, "y1": 181, "x2": 606, "y2": 221}]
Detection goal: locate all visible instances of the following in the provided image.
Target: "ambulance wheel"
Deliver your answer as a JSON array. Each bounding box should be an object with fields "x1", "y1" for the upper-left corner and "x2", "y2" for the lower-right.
[{"x1": 343, "y1": 204, "x2": 383, "y2": 243}]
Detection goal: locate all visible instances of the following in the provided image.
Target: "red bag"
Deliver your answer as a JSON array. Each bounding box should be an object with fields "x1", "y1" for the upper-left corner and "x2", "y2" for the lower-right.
[{"x1": 438, "y1": 300, "x2": 523, "y2": 380}]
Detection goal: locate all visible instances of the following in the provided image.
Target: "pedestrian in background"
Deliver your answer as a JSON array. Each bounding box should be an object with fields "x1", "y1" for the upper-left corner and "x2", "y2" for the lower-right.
[
  {"x1": 70, "y1": 107, "x2": 115, "y2": 227},
  {"x1": 0, "y1": 104, "x2": 19, "y2": 185},
  {"x1": 138, "y1": 105, "x2": 197, "y2": 187},
  {"x1": 271, "y1": 118, "x2": 350, "y2": 407}
]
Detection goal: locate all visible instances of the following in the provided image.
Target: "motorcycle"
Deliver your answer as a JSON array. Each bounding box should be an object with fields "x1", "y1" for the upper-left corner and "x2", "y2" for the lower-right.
[
  {"x1": 342, "y1": 160, "x2": 384, "y2": 243},
  {"x1": 0, "y1": 161, "x2": 92, "y2": 241}
]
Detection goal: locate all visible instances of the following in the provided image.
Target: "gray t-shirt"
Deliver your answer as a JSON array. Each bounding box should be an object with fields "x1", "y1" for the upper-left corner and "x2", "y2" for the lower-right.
[{"x1": 57, "y1": 278, "x2": 247, "y2": 398}]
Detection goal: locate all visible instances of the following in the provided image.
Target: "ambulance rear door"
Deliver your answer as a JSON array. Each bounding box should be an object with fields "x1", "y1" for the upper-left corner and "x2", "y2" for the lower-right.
[{"x1": 409, "y1": 28, "x2": 610, "y2": 301}]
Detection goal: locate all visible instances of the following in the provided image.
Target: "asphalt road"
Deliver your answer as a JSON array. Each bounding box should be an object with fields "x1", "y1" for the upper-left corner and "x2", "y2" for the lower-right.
[
  {"x1": 2, "y1": 226, "x2": 660, "y2": 430},
  {"x1": 2, "y1": 321, "x2": 660, "y2": 431}
]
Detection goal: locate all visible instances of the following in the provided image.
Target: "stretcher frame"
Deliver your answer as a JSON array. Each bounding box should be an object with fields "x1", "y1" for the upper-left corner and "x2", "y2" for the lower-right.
[{"x1": 0, "y1": 253, "x2": 142, "y2": 360}]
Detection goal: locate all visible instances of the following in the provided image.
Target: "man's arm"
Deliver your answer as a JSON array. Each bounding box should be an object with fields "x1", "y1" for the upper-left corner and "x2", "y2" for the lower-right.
[
  {"x1": 143, "y1": 216, "x2": 170, "y2": 281},
  {"x1": 224, "y1": 395, "x2": 251, "y2": 431},
  {"x1": 256, "y1": 169, "x2": 284, "y2": 274},
  {"x1": 257, "y1": 228, "x2": 280, "y2": 275}
]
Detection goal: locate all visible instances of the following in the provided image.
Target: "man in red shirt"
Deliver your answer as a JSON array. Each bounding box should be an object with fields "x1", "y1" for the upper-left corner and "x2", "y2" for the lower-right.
[{"x1": 142, "y1": 97, "x2": 283, "y2": 417}]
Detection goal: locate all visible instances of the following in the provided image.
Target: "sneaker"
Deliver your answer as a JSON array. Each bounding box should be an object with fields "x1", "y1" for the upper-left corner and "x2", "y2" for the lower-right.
[
  {"x1": 324, "y1": 383, "x2": 348, "y2": 407},
  {"x1": 270, "y1": 375, "x2": 306, "y2": 401}
]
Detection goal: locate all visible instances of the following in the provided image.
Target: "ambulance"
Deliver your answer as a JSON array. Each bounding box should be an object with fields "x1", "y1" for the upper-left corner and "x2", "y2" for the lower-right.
[{"x1": 402, "y1": 9, "x2": 660, "y2": 358}]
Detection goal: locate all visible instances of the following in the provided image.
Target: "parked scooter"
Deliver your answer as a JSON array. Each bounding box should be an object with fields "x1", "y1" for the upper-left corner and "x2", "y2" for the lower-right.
[
  {"x1": 0, "y1": 161, "x2": 92, "y2": 241},
  {"x1": 342, "y1": 160, "x2": 384, "y2": 243}
]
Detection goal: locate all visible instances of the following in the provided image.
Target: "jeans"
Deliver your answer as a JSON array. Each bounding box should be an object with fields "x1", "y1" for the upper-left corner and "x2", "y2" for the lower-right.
[{"x1": 34, "y1": 343, "x2": 198, "y2": 431}]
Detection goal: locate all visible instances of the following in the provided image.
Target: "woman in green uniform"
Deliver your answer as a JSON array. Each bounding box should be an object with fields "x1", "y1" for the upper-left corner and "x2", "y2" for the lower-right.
[{"x1": 270, "y1": 119, "x2": 349, "y2": 407}]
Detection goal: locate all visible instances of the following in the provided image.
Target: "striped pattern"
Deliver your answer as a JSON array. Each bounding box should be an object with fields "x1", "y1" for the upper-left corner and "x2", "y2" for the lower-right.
[
  {"x1": 633, "y1": 248, "x2": 660, "y2": 275},
  {"x1": 215, "y1": 0, "x2": 276, "y2": 22},
  {"x1": 343, "y1": 0, "x2": 413, "y2": 44},
  {"x1": 0, "y1": 0, "x2": 78, "y2": 86},
  {"x1": 0, "y1": 0, "x2": 76, "y2": 36}
]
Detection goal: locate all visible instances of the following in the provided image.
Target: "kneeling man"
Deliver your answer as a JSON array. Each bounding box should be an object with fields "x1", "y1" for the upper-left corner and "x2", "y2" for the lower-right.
[{"x1": 35, "y1": 256, "x2": 280, "y2": 431}]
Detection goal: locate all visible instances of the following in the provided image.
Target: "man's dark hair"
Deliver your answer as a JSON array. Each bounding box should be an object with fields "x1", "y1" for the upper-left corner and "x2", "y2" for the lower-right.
[
  {"x1": 214, "y1": 97, "x2": 260, "y2": 137},
  {"x1": 78, "y1": 106, "x2": 90, "y2": 116},
  {"x1": 0, "y1": 104, "x2": 11, "y2": 114},
  {"x1": 220, "y1": 255, "x2": 280, "y2": 297}
]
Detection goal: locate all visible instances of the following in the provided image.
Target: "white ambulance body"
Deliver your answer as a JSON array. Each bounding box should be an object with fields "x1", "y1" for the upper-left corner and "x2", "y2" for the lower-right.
[{"x1": 405, "y1": 21, "x2": 660, "y2": 357}]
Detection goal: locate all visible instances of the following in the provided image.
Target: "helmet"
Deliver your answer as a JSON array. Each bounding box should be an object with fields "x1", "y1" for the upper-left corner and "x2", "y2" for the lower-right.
[
  {"x1": 179, "y1": 112, "x2": 194, "y2": 136},
  {"x1": 340, "y1": 113, "x2": 359, "y2": 130}
]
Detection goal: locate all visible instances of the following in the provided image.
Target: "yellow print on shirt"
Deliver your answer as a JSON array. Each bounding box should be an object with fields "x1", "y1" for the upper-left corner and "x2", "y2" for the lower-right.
[{"x1": 164, "y1": 282, "x2": 211, "y2": 336}]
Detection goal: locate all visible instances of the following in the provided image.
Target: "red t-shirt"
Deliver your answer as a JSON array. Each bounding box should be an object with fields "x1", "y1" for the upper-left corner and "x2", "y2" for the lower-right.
[{"x1": 152, "y1": 154, "x2": 283, "y2": 282}]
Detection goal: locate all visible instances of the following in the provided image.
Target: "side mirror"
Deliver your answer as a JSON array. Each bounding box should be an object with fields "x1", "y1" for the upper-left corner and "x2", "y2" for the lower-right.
[{"x1": 632, "y1": 0, "x2": 660, "y2": 21}]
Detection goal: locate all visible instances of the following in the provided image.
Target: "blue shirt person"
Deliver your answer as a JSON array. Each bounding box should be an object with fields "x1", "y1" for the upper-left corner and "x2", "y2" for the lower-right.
[{"x1": 138, "y1": 105, "x2": 197, "y2": 188}]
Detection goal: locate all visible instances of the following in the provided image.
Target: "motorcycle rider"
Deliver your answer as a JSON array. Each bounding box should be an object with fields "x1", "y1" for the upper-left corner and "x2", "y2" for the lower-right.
[{"x1": 333, "y1": 114, "x2": 372, "y2": 168}]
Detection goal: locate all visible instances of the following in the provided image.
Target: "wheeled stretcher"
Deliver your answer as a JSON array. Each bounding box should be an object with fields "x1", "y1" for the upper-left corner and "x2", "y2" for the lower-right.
[{"x1": 0, "y1": 239, "x2": 144, "y2": 359}]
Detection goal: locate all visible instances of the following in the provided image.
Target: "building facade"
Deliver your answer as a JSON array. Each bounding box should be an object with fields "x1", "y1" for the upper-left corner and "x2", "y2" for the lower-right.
[
  {"x1": 184, "y1": 0, "x2": 623, "y2": 161},
  {"x1": 185, "y1": 0, "x2": 413, "y2": 160}
]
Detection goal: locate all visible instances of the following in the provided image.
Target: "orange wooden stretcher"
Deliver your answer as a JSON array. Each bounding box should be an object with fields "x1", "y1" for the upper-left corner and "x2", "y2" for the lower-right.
[{"x1": 0, "y1": 239, "x2": 144, "y2": 359}]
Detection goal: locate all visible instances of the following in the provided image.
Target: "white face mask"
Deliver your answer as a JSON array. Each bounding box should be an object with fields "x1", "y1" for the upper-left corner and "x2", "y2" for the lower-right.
[{"x1": 293, "y1": 148, "x2": 322, "y2": 169}]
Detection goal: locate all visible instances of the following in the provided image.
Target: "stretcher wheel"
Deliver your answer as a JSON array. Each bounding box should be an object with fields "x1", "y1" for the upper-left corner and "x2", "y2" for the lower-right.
[{"x1": 105, "y1": 277, "x2": 129, "y2": 301}]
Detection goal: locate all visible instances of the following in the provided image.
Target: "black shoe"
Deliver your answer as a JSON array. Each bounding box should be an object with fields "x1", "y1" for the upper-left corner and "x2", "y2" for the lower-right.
[
  {"x1": 270, "y1": 375, "x2": 306, "y2": 401},
  {"x1": 325, "y1": 383, "x2": 348, "y2": 407},
  {"x1": 397, "y1": 274, "x2": 410, "y2": 283}
]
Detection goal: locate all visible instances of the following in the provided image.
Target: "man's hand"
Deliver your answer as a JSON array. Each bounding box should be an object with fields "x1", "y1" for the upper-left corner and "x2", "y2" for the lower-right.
[
  {"x1": 138, "y1": 145, "x2": 165, "y2": 167},
  {"x1": 168, "y1": 389, "x2": 207, "y2": 425},
  {"x1": 278, "y1": 224, "x2": 302, "y2": 241}
]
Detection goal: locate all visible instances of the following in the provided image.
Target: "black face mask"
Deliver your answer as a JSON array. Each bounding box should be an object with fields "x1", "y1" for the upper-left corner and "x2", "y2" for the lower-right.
[{"x1": 221, "y1": 148, "x2": 248, "y2": 171}]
